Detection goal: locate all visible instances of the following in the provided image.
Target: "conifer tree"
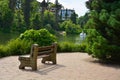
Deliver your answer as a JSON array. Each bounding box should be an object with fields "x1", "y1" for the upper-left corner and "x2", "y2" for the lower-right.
[{"x1": 85, "y1": 0, "x2": 120, "y2": 61}]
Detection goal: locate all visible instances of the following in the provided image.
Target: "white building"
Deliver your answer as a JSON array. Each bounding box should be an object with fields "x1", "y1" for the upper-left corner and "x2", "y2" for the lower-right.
[{"x1": 59, "y1": 9, "x2": 75, "y2": 20}]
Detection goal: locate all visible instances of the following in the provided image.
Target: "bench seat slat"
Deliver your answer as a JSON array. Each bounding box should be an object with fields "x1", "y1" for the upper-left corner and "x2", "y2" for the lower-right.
[
  {"x1": 38, "y1": 50, "x2": 53, "y2": 55},
  {"x1": 38, "y1": 46, "x2": 54, "y2": 51},
  {"x1": 37, "y1": 54, "x2": 50, "y2": 58}
]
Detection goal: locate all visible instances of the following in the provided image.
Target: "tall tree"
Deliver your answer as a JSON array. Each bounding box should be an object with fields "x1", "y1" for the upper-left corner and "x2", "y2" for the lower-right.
[
  {"x1": 65, "y1": 9, "x2": 68, "y2": 20},
  {"x1": 40, "y1": 0, "x2": 48, "y2": 27},
  {"x1": 43, "y1": 10, "x2": 55, "y2": 28},
  {"x1": 0, "y1": 0, "x2": 14, "y2": 32},
  {"x1": 55, "y1": 0, "x2": 62, "y2": 30},
  {"x1": 70, "y1": 11, "x2": 77, "y2": 24},
  {"x1": 9, "y1": 0, "x2": 16, "y2": 11},
  {"x1": 22, "y1": 0, "x2": 32, "y2": 28},
  {"x1": 85, "y1": 0, "x2": 120, "y2": 61}
]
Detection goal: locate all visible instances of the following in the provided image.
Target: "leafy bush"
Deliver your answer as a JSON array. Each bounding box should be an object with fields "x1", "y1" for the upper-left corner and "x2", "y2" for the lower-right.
[
  {"x1": 86, "y1": 29, "x2": 120, "y2": 61},
  {"x1": 59, "y1": 20, "x2": 81, "y2": 34},
  {"x1": 0, "y1": 45, "x2": 10, "y2": 57},
  {"x1": 7, "y1": 39, "x2": 32, "y2": 55},
  {"x1": 19, "y1": 29, "x2": 56, "y2": 46},
  {"x1": 0, "y1": 39, "x2": 32, "y2": 57},
  {"x1": 44, "y1": 24, "x2": 56, "y2": 34},
  {"x1": 57, "y1": 41, "x2": 87, "y2": 52},
  {"x1": 58, "y1": 42, "x2": 74, "y2": 52}
]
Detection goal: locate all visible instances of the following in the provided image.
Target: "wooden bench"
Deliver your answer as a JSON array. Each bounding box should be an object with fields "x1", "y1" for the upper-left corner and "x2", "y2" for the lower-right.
[{"x1": 18, "y1": 43, "x2": 57, "y2": 70}]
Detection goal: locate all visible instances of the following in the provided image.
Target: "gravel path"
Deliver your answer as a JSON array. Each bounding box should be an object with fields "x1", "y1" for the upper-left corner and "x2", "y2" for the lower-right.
[{"x1": 0, "y1": 52, "x2": 120, "y2": 80}]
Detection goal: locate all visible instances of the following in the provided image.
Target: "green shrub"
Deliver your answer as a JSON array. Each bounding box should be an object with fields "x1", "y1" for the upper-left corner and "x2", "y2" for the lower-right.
[
  {"x1": 0, "y1": 45, "x2": 10, "y2": 57},
  {"x1": 19, "y1": 29, "x2": 56, "y2": 46},
  {"x1": 59, "y1": 20, "x2": 81, "y2": 34},
  {"x1": 7, "y1": 39, "x2": 32, "y2": 55},
  {"x1": 58, "y1": 42, "x2": 74, "y2": 52},
  {"x1": 78, "y1": 43, "x2": 87, "y2": 52},
  {"x1": 86, "y1": 29, "x2": 120, "y2": 62},
  {"x1": 0, "y1": 39, "x2": 32, "y2": 57},
  {"x1": 57, "y1": 41, "x2": 87, "y2": 52},
  {"x1": 44, "y1": 24, "x2": 56, "y2": 34}
]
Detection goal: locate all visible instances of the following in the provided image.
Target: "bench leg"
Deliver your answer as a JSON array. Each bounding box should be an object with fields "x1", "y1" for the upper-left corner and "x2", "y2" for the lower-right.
[
  {"x1": 32, "y1": 67, "x2": 37, "y2": 70},
  {"x1": 31, "y1": 60, "x2": 37, "y2": 70},
  {"x1": 53, "y1": 61, "x2": 56, "y2": 64},
  {"x1": 31, "y1": 64, "x2": 37, "y2": 70},
  {"x1": 41, "y1": 56, "x2": 57, "y2": 64},
  {"x1": 52, "y1": 59, "x2": 56, "y2": 64},
  {"x1": 19, "y1": 64, "x2": 25, "y2": 69},
  {"x1": 41, "y1": 60, "x2": 45, "y2": 63}
]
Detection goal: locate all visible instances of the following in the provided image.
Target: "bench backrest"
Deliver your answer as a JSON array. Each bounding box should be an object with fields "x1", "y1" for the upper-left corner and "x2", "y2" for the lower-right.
[
  {"x1": 30, "y1": 43, "x2": 57, "y2": 58},
  {"x1": 38, "y1": 44, "x2": 57, "y2": 56}
]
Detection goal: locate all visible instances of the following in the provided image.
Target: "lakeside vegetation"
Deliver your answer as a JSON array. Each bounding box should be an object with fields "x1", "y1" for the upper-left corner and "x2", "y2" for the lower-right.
[{"x1": 0, "y1": 30, "x2": 87, "y2": 58}]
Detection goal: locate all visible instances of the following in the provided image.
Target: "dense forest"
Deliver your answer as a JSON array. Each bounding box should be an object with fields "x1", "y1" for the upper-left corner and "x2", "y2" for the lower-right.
[
  {"x1": 0, "y1": 0, "x2": 55, "y2": 32},
  {"x1": 0, "y1": 0, "x2": 80, "y2": 33}
]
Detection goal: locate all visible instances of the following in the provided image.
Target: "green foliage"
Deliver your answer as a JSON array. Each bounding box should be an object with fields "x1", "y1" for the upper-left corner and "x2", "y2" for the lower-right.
[
  {"x1": 86, "y1": 29, "x2": 98, "y2": 54},
  {"x1": 0, "y1": 29, "x2": 56, "y2": 57},
  {"x1": 59, "y1": 20, "x2": 81, "y2": 34},
  {"x1": 99, "y1": 9, "x2": 109, "y2": 23},
  {"x1": 31, "y1": 13, "x2": 42, "y2": 29},
  {"x1": 0, "y1": 45, "x2": 10, "y2": 57},
  {"x1": 22, "y1": 0, "x2": 31, "y2": 27},
  {"x1": 85, "y1": 0, "x2": 120, "y2": 62},
  {"x1": 70, "y1": 12, "x2": 77, "y2": 24},
  {"x1": 86, "y1": 0, "x2": 102, "y2": 11},
  {"x1": 58, "y1": 42, "x2": 74, "y2": 52},
  {"x1": 107, "y1": 15, "x2": 120, "y2": 29},
  {"x1": 57, "y1": 41, "x2": 87, "y2": 52},
  {"x1": 0, "y1": 28, "x2": 57, "y2": 57},
  {"x1": 30, "y1": 0, "x2": 40, "y2": 16},
  {"x1": 0, "y1": 0, "x2": 80, "y2": 33},
  {"x1": 43, "y1": 10, "x2": 56, "y2": 29},
  {"x1": 12, "y1": 10, "x2": 26, "y2": 33},
  {"x1": 86, "y1": 29, "x2": 120, "y2": 61},
  {"x1": 0, "y1": 0, "x2": 14, "y2": 32},
  {"x1": 77, "y1": 13, "x2": 89, "y2": 28},
  {"x1": 44, "y1": 24, "x2": 56, "y2": 34},
  {"x1": 91, "y1": 0, "x2": 102, "y2": 11},
  {"x1": 65, "y1": 24, "x2": 80, "y2": 34},
  {"x1": 0, "y1": 39, "x2": 32, "y2": 57},
  {"x1": 7, "y1": 39, "x2": 32, "y2": 55},
  {"x1": 19, "y1": 29, "x2": 56, "y2": 46},
  {"x1": 86, "y1": 29, "x2": 107, "y2": 59},
  {"x1": 84, "y1": 18, "x2": 96, "y2": 29},
  {"x1": 0, "y1": 32, "x2": 19, "y2": 44}
]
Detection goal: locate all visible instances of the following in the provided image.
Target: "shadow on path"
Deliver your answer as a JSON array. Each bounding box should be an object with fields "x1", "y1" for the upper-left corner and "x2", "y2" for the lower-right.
[
  {"x1": 37, "y1": 64, "x2": 65, "y2": 75},
  {"x1": 91, "y1": 60, "x2": 120, "y2": 69},
  {"x1": 84, "y1": 57, "x2": 120, "y2": 69},
  {"x1": 21, "y1": 63, "x2": 65, "y2": 75}
]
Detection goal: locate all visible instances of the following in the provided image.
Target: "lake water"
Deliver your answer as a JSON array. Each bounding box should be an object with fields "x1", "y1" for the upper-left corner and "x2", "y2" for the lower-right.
[
  {"x1": 57, "y1": 34, "x2": 84, "y2": 44},
  {"x1": 0, "y1": 33, "x2": 85, "y2": 45}
]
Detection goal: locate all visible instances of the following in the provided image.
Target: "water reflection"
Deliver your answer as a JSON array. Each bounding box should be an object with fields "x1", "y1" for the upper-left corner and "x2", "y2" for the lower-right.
[{"x1": 57, "y1": 34, "x2": 86, "y2": 44}]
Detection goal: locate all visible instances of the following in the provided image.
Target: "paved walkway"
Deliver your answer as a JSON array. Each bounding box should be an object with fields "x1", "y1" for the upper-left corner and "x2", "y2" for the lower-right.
[{"x1": 0, "y1": 52, "x2": 120, "y2": 80}]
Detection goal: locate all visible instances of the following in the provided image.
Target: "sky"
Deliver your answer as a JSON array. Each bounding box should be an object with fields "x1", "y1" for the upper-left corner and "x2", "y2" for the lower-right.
[{"x1": 37, "y1": 0, "x2": 89, "y2": 17}]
